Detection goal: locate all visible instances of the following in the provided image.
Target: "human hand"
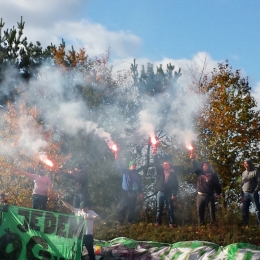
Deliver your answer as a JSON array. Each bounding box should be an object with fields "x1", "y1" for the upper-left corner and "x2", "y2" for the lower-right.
[
  {"x1": 13, "y1": 169, "x2": 21, "y2": 175},
  {"x1": 189, "y1": 153, "x2": 195, "y2": 159},
  {"x1": 139, "y1": 194, "x2": 144, "y2": 200},
  {"x1": 171, "y1": 195, "x2": 175, "y2": 200}
]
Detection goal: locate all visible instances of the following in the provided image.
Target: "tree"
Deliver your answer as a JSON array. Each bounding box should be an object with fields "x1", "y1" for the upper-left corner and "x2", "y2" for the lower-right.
[
  {"x1": 192, "y1": 61, "x2": 260, "y2": 207},
  {"x1": 0, "y1": 99, "x2": 67, "y2": 210},
  {"x1": 0, "y1": 18, "x2": 200, "y2": 225}
]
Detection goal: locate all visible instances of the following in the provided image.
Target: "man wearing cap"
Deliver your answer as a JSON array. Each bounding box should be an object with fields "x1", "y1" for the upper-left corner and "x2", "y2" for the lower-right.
[
  {"x1": 59, "y1": 197, "x2": 100, "y2": 260},
  {"x1": 15, "y1": 166, "x2": 53, "y2": 210},
  {"x1": 62, "y1": 163, "x2": 88, "y2": 208},
  {"x1": 241, "y1": 159, "x2": 260, "y2": 226},
  {"x1": 117, "y1": 160, "x2": 143, "y2": 224}
]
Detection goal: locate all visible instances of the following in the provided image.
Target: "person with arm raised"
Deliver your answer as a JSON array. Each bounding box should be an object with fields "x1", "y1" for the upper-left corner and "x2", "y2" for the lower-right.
[
  {"x1": 15, "y1": 166, "x2": 53, "y2": 210},
  {"x1": 59, "y1": 196, "x2": 100, "y2": 260},
  {"x1": 190, "y1": 152, "x2": 221, "y2": 226},
  {"x1": 154, "y1": 155, "x2": 179, "y2": 228}
]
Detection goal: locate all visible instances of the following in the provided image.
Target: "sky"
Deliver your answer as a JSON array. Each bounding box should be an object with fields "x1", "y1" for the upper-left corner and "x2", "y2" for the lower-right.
[
  {"x1": 1, "y1": 0, "x2": 260, "y2": 103},
  {"x1": 1, "y1": 1, "x2": 260, "y2": 93}
]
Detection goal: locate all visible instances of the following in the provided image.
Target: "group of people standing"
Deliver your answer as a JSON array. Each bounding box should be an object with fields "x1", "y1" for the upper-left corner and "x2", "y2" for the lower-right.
[
  {"x1": 1, "y1": 154, "x2": 260, "y2": 259},
  {"x1": 117, "y1": 154, "x2": 260, "y2": 228},
  {"x1": 117, "y1": 153, "x2": 221, "y2": 227}
]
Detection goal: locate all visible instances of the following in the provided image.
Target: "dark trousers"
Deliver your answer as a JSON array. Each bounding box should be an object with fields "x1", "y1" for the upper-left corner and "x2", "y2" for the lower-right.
[
  {"x1": 242, "y1": 192, "x2": 260, "y2": 226},
  {"x1": 156, "y1": 191, "x2": 175, "y2": 225},
  {"x1": 32, "y1": 194, "x2": 47, "y2": 210},
  {"x1": 118, "y1": 191, "x2": 137, "y2": 223},
  {"x1": 83, "y1": 234, "x2": 95, "y2": 260},
  {"x1": 197, "y1": 194, "x2": 215, "y2": 226}
]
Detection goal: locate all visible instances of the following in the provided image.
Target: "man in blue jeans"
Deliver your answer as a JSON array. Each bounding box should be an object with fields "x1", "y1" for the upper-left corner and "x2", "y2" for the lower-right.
[
  {"x1": 154, "y1": 155, "x2": 179, "y2": 228},
  {"x1": 241, "y1": 159, "x2": 260, "y2": 226},
  {"x1": 117, "y1": 161, "x2": 143, "y2": 224}
]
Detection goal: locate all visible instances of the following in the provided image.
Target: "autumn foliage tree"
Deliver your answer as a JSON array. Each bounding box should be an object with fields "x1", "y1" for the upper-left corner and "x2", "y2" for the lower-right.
[
  {"x1": 2, "y1": 17, "x2": 260, "y2": 229},
  {"x1": 192, "y1": 61, "x2": 260, "y2": 208},
  {"x1": 0, "y1": 99, "x2": 68, "y2": 210}
]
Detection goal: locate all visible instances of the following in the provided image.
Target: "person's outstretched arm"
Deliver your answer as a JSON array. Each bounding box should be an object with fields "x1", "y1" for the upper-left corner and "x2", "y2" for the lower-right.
[
  {"x1": 14, "y1": 168, "x2": 33, "y2": 178},
  {"x1": 59, "y1": 196, "x2": 74, "y2": 212}
]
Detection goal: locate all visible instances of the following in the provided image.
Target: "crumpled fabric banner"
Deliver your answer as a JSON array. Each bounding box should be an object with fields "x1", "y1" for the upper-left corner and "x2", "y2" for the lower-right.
[{"x1": 94, "y1": 237, "x2": 260, "y2": 260}]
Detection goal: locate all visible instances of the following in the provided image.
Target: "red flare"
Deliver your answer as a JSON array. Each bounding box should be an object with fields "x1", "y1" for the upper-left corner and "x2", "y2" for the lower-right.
[
  {"x1": 44, "y1": 159, "x2": 54, "y2": 167},
  {"x1": 187, "y1": 145, "x2": 195, "y2": 158},
  {"x1": 39, "y1": 154, "x2": 54, "y2": 167},
  {"x1": 150, "y1": 135, "x2": 159, "y2": 155},
  {"x1": 111, "y1": 144, "x2": 118, "y2": 152},
  {"x1": 187, "y1": 145, "x2": 194, "y2": 150},
  {"x1": 151, "y1": 137, "x2": 158, "y2": 145},
  {"x1": 110, "y1": 143, "x2": 119, "y2": 159}
]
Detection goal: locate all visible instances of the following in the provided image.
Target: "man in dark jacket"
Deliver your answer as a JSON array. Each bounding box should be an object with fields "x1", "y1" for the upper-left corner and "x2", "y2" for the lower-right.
[
  {"x1": 154, "y1": 155, "x2": 179, "y2": 228},
  {"x1": 117, "y1": 161, "x2": 143, "y2": 224},
  {"x1": 190, "y1": 154, "x2": 221, "y2": 226},
  {"x1": 241, "y1": 159, "x2": 260, "y2": 226},
  {"x1": 62, "y1": 163, "x2": 88, "y2": 208}
]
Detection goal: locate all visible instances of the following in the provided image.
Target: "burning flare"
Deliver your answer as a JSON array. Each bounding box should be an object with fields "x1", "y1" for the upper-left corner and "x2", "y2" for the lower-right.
[
  {"x1": 187, "y1": 144, "x2": 195, "y2": 158},
  {"x1": 111, "y1": 144, "x2": 118, "y2": 152},
  {"x1": 109, "y1": 142, "x2": 119, "y2": 159},
  {"x1": 187, "y1": 145, "x2": 194, "y2": 151},
  {"x1": 150, "y1": 135, "x2": 159, "y2": 154},
  {"x1": 39, "y1": 154, "x2": 54, "y2": 167},
  {"x1": 151, "y1": 137, "x2": 158, "y2": 145}
]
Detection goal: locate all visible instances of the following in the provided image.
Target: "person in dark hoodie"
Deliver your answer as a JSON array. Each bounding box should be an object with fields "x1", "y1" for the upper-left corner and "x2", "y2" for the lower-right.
[
  {"x1": 62, "y1": 163, "x2": 88, "y2": 208},
  {"x1": 154, "y1": 155, "x2": 179, "y2": 228},
  {"x1": 241, "y1": 159, "x2": 260, "y2": 226},
  {"x1": 117, "y1": 161, "x2": 143, "y2": 224},
  {"x1": 190, "y1": 153, "x2": 221, "y2": 226}
]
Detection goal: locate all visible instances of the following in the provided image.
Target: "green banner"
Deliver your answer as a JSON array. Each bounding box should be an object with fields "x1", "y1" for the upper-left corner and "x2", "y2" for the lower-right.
[
  {"x1": 0, "y1": 205, "x2": 85, "y2": 260},
  {"x1": 95, "y1": 237, "x2": 260, "y2": 260}
]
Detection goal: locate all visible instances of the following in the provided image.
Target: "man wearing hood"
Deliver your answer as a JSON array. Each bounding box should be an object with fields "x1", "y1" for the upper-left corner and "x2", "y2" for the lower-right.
[
  {"x1": 241, "y1": 159, "x2": 260, "y2": 226},
  {"x1": 190, "y1": 154, "x2": 221, "y2": 226},
  {"x1": 62, "y1": 163, "x2": 88, "y2": 208}
]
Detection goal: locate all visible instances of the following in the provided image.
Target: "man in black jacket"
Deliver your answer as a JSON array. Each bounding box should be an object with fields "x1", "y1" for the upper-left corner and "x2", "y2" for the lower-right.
[
  {"x1": 62, "y1": 163, "x2": 88, "y2": 208},
  {"x1": 190, "y1": 154, "x2": 221, "y2": 226},
  {"x1": 154, "y1": 155, "x2": 179, "y2": 228}
]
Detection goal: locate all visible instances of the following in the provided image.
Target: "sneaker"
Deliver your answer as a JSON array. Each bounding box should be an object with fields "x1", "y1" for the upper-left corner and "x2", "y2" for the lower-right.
[
  {"x1": 155, "y1": 223, "x2": 159, "y2": 227},
  {"x1": 169, "y1": 224, "x2": 175, "y2": 228}
]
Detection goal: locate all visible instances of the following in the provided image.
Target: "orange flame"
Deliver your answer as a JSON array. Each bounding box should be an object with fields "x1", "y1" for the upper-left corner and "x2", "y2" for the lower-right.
[
  {"x1": 151, "y1": 137, "x2": 157, "y2": 145},
  {"x1": 39, "y1": 154, "x2": 54, "y2": 167},
  {"x1": 187, "y1": 145, "x2": 194, "y2": 150},
  {"x1": 111, "y1": 144, "x2": 118, "y2": 152},
  {"x1": 44, "y1": 159, "x2": 54, "y2": 167}
]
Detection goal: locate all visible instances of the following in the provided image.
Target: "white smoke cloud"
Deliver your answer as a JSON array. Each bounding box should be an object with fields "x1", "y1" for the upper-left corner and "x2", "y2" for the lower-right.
[
  {"x1": 251, "y1": 82, "x2": 260, "y2": 109},
  {"x1": 19, "y1": 129, "x2": 48, "y2": 154}
]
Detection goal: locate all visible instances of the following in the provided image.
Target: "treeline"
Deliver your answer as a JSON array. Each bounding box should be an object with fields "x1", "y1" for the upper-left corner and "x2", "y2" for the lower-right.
[{"x1": 0, "y1": 18, "x2": 260, "y2": 228}]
